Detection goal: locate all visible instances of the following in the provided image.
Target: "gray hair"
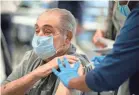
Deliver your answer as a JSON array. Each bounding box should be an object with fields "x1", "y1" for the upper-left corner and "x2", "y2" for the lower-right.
[{"x1": 45, "y1": 8, "x2": 77, "y2": 34}]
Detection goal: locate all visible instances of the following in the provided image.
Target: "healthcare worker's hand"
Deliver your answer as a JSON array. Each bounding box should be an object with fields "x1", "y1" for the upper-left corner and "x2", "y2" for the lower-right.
[
  {"x1": 52, "y1": 58, "x2": 80, "y2": 87},
  {"x1": 32, "y1": 55, "x2": 79, "y2": 78},
  {"x1": 93, "y1": 29, "x2": 105, "y2": 48},
  {"x1": 92, "y1": 37, "x2": 115, "y2": 54},
  {"x1": 91, "y1": 56, "x2": 105, "y2": 68},
  {"x1": 97, "y1": 37, "x2": 114, "y2": 49}
]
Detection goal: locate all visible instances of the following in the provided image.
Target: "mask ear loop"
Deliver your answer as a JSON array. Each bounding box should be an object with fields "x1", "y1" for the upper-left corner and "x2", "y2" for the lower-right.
[
  {"x1": 126, "y1": 1, "x2": 131, "y2": 12},
  {"x1": 55, "y1": 35, "x2": 67, "y2": 54},
  {"x1": 127, "y1": 0, "x2": 130, "y2": 6}
]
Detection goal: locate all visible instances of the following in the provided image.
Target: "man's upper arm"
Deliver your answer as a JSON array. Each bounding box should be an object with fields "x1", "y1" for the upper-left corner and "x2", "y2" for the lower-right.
[
  {"x1": 2, "y1": 51, "x2": 32, "y2": 84},
  {"x1": 85, "y1": 8, "x2": 139, "y2": 92}
]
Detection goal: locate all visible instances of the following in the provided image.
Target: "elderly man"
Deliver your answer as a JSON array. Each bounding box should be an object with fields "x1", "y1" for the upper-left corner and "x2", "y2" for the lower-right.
[{"x1": 1, "y1": 8, "x2": 92, "y2": 95}]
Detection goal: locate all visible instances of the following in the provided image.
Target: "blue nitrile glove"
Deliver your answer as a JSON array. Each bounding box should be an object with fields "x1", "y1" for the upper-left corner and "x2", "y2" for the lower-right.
[
  {"x1": 52, "y1": 57, "x2": 80, "y2": 87},
  {"x1": 91, "y1": 56, "x2": 105, "y2": 67}
]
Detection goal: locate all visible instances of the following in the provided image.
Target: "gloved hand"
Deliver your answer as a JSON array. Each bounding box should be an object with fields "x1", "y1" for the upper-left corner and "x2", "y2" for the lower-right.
[
  {"x1": 93, "y1": 29, "x2": 105, "y2": 48},
  {"x1": 52, "y1": 57, "x2": 80, "y2": 87},
  {"x1": 91, "y1": 56, "x2": 105, "y2": 68},
  {"x1": 92, "y1": 37, "x2": 115, "y2": 54},
  {"x1": 97, "y1": 37, "x2": 114, "y2": 49}
]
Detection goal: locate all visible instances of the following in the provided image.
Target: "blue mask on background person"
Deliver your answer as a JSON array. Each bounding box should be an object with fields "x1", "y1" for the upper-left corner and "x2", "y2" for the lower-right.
[
  {"x1": 118, "y1": 1, "x2": 130, "y2": 17},
  {"x1": 32, "y1": 34, "x2": 56, "y2": 60}
]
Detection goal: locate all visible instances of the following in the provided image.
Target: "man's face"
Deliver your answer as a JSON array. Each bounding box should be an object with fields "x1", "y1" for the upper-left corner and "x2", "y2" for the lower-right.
[{"x1": 35, "y1": 12, "x2": 71, "y2": 53}]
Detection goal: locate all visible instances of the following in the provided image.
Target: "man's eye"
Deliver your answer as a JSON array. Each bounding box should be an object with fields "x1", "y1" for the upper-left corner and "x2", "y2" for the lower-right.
[
  {"x1": 35, "y1": 29, "x2": 40, "y2": 34},
  {"x1": 44, "y1": 29, "x2": 52, "y2": 35},
  {"x1": 44, "y1": 32, "x2": 52, "y2": 36},
  {"x1": 44, "y1": 32, "x2": 51, "y2": 34}
]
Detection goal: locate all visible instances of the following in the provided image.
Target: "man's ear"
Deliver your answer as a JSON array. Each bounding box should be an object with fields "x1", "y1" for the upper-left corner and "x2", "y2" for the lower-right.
[{"x1": 65, "y1": 31, "x2": 73, "y2": 44}]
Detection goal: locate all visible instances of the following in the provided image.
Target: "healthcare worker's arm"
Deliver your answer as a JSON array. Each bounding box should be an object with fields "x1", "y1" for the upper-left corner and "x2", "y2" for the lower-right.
[
  {"x1": 84, "y1": 7, "x2": 139, "y2": 92},
  {"x1": 53, "y1": 6, "x2": 139, "y2": 92}
]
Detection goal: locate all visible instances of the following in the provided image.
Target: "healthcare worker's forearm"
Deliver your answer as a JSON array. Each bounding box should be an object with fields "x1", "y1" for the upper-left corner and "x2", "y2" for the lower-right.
[
  {"x1": 0, "y1": 72, "x2": 40, "y2": 95},
  {"x1": 69, "y1": 75, "x2": 91, "y2": 92}
]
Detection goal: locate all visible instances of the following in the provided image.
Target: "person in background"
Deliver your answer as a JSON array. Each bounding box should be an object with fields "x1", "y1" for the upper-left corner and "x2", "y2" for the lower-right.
[
  {"x1": 93, "y1": 1, "x2": 126, "y2": 50},
  {"x1": 58, "y1": 1, "x2": 84, "y2": 36},
  {"x1": 1, "y1": 1, "x2": 21, "y2": 78},
  {"x1": 0, "y1": 31, "x2": 12, "y2": 84},
  {"x1": 1, "y1": 1, "x2": 21, "y2": 59}
]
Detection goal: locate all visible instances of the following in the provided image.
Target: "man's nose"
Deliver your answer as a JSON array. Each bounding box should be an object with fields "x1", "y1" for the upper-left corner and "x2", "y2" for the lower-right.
[{"x1": 37, "y1": 30, "x2": 44, "y2": 36}]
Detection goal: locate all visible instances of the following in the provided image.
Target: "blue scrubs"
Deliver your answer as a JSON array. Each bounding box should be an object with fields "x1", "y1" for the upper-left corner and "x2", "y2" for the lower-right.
[{"x1": 85, "y1": 5, "x2": 139, "y2": 94}]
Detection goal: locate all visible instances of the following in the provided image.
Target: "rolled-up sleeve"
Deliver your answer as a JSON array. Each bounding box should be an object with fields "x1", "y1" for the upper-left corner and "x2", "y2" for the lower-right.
[{"x1": 85, "y1": 7, "x2": 139, "y2": 92}]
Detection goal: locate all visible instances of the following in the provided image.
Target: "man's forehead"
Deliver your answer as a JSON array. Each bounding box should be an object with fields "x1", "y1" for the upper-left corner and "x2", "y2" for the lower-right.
[
  {"x1": 38, "y1": 11, "x2": 61, "y2": 20},
  {"x1": 36, "y1": 19, "x2": 59, "y2": 31},
  {"x1": 36, "y1": 12, "x2": 61, "y2": 28}
]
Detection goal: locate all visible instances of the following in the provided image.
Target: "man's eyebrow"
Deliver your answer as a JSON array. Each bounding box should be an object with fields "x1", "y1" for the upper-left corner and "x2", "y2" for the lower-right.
[
  {"x1": 43, "y1": 24, "x2": 54, "y2": 29},
  {"x1": 35, "y1": 23, "x2": 53, "y2": 27}
]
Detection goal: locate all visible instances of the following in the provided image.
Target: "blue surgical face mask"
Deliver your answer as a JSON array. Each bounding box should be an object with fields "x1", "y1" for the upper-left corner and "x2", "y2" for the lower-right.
[
  {"x1": 118, "y1": 1, "x2": 130, "y2": 17},
  {"x1": 32, "y1": 34, "x2": 56, "y2": 60}
]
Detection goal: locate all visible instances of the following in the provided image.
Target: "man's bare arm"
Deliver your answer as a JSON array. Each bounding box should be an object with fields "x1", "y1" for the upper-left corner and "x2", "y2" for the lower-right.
[{"x1": 69, "y1": 75, "x2": 91, "y2": 92}]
